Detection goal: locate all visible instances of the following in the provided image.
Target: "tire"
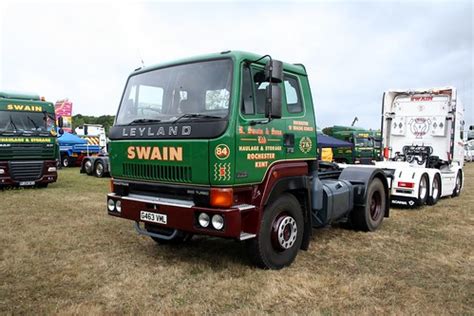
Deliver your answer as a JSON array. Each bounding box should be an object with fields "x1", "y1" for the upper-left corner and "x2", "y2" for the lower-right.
[
  {"x1": 247, "y1": 193, "x2": 304, "y2": 270},
  {"x1": 351, "y1": 178, "x2": 386, "y2": 231},
  {"x1": 452, "y1": 170, "x2": 462, "y2": 197},
  {"x1": 145, "y1": 224, "x2": 192, "y2": 244},
  {"x1": 61, "y1": 156, "x2": 70, "y2": 168},
  {"x1": 83, "y1": 159, "x2": 93, "y2": 175},
  {"x1": 426, "y1": 174, "x2": 441, "y2": 205},
  {"x1": 416, "y1": 174, "x2": 429, "y2": 206},
  {"x1": 94, "y1": 161, "x2": 105, "y2": 177}
]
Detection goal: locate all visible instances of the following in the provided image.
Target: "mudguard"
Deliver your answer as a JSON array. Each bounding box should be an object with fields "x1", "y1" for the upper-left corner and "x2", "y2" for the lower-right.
[{"x1": 339, "y1": 166, "x2": 390, "y2": 217}]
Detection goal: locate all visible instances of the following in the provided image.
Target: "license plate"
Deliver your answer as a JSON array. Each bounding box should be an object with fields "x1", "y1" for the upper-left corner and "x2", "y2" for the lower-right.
[
  {"x1": 140, "y1": 211, "x2": 167, "y2": 224},
  {"x1": 19, "y1": 181, "x2": 35, "y2": 186}
]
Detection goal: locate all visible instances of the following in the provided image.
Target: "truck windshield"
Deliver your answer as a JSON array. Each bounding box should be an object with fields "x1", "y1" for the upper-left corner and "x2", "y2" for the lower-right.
[
  {"x1": 116, "y1": 59, "x2": 233, "y2": 125},
  {"x1": 0, "y1": 110, "x2": 55, "y2": 135},
  {"x1": 355, "y1": 137, "x2": 374, "y2": 147}
]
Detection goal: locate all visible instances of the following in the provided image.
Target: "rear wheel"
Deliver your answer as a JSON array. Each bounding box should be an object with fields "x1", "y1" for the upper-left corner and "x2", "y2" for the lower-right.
[
  {"x1": 83, "y1": 159, "x2": 93, "y2": 175},
  {"x1": 452, "y1": 170, "x2": 462, "y2": 197},
  {"x1": 416, "y1": 174, "x2": 429, "y2": 206},
  {"x1": 247, "y1": 193, "x2": 304, "y2": 269},
  {"x1": 351, "y1": 178, "x2": 386, "y2": 231},
  {"x1": 427, "y1": 174, "x2": 441, "y2": 205},
  {"x1": 94, "y1": 161, "x2": 105, "y2": 177}
]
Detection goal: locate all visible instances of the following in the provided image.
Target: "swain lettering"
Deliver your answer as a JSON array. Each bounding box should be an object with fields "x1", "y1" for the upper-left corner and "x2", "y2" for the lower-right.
[{"x1": 127, "y1": 146, "x2": 183, "y2": 161}]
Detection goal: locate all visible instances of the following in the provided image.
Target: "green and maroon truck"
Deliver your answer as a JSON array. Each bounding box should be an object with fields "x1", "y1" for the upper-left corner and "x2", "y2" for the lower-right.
[
  {"x1": 0, "y1": 91, "x2": 59, "y2": 188},
  {"x1": 107, "y1": 51, "x2": 390, "y2": 269}
]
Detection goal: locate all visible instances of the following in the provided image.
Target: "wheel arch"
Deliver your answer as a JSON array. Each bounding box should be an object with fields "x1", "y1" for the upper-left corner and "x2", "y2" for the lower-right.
[
  {"x1": 339, "y1": 167, "x2": 390, "y2": 217},
  {"x1": 257, "y1": 161, "x2": 312, "y2": 251}
]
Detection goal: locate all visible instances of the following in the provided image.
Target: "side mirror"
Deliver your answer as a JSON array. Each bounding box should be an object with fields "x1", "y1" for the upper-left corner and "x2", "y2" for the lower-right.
[
  {"x1": 57, "y1": 116, "x2": 64, "y2": 128},
  {"x1": 58, "y1": 128, "x2": 64, "y2": 135},
  {"x1": 265, "y1": 59, "x2": 283, "y2": 83},
  {"x1": 84, "y1": 125, "x2": 88, "y2": 136},
  {"x1": 265, "y1": 83, "x2": 282, "y2": 119}
]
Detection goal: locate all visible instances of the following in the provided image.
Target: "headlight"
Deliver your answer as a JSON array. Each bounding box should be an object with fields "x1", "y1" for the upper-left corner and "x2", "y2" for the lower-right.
[
  {"x1": 115, "y1": 200, "x2": 122, "y2": 213},
  {"x1": 211, "y1": 214, "x2": 224, "y2": 230},
  {"x1": 48, "y1": 167, "x2": 57, "y2": 172},
  {"x1": 0, "y1": 169, "x2": 4, "y2": 175},
  {"x1": 107, "y1": 199, "x2": 115, "y2": 211},
  {"x1": 198, "y1": 213, "x2": 210, "y2": 227}
]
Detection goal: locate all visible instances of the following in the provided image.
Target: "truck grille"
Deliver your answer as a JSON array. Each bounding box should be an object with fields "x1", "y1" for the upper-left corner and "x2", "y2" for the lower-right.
[
  {"x1": 9, "y1": 161, "x2": 44, "y2": 181},
  {"x1": 122, "y1": 163, "x2": 192, "y2": 183}
]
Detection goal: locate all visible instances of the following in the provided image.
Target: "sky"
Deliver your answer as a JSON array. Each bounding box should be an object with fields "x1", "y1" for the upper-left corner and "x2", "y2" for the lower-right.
[{"x1": 0, "y1": 0, "x2": 472, "y2": 129}]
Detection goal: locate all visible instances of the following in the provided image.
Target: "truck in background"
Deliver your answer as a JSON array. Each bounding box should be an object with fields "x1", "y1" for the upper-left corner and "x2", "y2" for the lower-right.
[
  {"x1": 77, "y1": 124, "x2": 111, "y2": 177},
  {"x1": 106, "y1": 51, "x2": 390, "y2": 269},
  {"x1": 323, "y1": 126, "x2": 375, "y2": 164},
  {"x1": 372, "y1": 130, "x2": 382, "y2": 161},
  {"x1": 376, "y1": 87, "x2": 464, "y2": 207},
  {"x1": 75, "y1": 124, "x2": 107, "y2": 150},
  {"x1": 58, "y1": 132, "x2": 101, "y2": 167},
  {"x1": 467, "y1": 125, "x2": 474, "y2": 140},
  {"x1": 0, "y1": 91, "x2": 59, "y2": 188}
]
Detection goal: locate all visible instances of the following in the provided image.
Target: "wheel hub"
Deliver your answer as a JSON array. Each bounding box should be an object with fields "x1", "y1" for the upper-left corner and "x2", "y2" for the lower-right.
[
  {"x1": 370, "y1": 191, "x2": 382, "y2": 221},
  {"x1": 85, "y1": 161, "x2": 92, "y2": 172},
  {"x1": 272, "y1": 215, "x2": 297, "y2": 250}
]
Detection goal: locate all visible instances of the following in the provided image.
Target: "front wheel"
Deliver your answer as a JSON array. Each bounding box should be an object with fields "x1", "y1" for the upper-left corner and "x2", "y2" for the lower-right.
[
  {"x1": 61, "y1": 156, "x2": 70, "y2": 168},
  {"x1": 247, "y1": 193, "x2": 304, "y2": 269},
  {"x1": 351, "y1": 178, "x2": 386, "y2": 231},
  {"x1": 427, "y1": 174, "x2": 441, "y2": 205}
]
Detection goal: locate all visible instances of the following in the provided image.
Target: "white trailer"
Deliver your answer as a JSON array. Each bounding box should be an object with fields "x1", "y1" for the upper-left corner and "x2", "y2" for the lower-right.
[{"x1": 376, "y1": 87, "x2": 464, "y2": 207}]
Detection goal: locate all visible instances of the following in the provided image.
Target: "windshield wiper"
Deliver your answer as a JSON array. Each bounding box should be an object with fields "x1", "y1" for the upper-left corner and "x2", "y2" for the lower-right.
[
  {"x1": 172, "y1": 113, "x2": 222, "y2": 124},
  {"x1": 127, "y1": 118, "x2": 162, "y2": 125},
  {"x1": 27, "y1": 115, "x2": 40, "y2": 131},
  {"x1": 8, "y1": 115, "x2": 18, "y2": 132}
]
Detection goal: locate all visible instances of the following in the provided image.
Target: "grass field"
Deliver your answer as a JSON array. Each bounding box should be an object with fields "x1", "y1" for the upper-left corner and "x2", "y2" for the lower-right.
[{"x1": 1, "y1": 165, "x2": 473, "y2": 314}]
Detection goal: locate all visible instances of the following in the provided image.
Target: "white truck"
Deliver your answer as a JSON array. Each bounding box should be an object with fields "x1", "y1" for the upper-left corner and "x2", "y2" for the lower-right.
[
  {"x1": 76, "y1": 124, "x2": 111, "y2": 177},
  {"x1": 75, "y1": 124, "x2": 107, "y2": 150},
  {"x1": 376, "y1": 87, "x2": 464, "y2": 207}
]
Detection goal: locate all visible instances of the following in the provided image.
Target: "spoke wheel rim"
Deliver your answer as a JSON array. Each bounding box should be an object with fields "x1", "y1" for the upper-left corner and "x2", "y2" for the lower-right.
[
  {"x1": 370, "y1": 191, "x2": 382, "y2": 221},
  {"x1": 271, "y1": 213, "x2": 297, "y2": 251},
  {"x1": 96, "y1": 163, "x2": 104, "y2": 175}
]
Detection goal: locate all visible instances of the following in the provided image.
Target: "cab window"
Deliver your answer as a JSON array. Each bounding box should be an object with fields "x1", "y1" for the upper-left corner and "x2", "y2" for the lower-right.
[
  {"x1": 284, "y1": 75, "x2": 303, "y2": 113},
  {"x1": 241, "y1": 65, "x2": 267, "y2": 116}
]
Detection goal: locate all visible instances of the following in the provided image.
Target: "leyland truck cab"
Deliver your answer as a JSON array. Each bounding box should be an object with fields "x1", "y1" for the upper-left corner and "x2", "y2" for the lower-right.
[
  {"x1": 0, "y1": 91, "x2": 59, "y2": 188},
  {"x1": 107, "y1": 51, "x2": 390, "y2": 269}
]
